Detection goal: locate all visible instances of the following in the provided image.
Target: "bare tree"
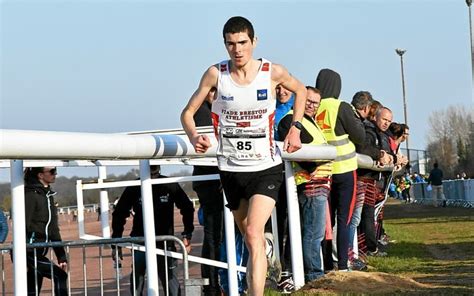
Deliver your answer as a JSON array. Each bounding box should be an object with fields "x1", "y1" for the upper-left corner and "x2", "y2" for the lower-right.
[{"x1": 426, "y1": 105, "x2": 473, "y2": 178}]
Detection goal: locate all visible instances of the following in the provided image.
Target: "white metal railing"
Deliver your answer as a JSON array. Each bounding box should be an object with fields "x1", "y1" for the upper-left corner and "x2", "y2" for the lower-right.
[
  {"x1": 0, "y1": 128, "x2": 394, "y2": 295},
  {"x1": 0, "y1": 236, "x2": 198, "y2": 295}
]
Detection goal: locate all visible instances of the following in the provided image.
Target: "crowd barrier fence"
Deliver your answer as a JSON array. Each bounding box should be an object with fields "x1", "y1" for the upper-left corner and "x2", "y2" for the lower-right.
[{"x1": 412, "y1": 179, "x2": 474, "y2": 208}]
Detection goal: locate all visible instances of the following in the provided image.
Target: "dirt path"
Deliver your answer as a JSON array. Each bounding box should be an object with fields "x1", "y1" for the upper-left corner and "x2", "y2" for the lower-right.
[{"x1": 1, "y1": 200, "x2": 473, "y2": 295}]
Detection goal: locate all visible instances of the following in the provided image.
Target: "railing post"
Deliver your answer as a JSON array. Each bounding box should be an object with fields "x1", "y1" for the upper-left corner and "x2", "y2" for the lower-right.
[
  {"x1": 139, "y1": 160, "x2": 159, "y2": 295},
  {"x1": 98, "y1": 166, "x2": 110, "y2": 238},
  {"x1": 10, "y1": 160, "x2": 28, "y2": 296},
  {"x1": 223, "y1": 193, "x2": 238, "y2": 296},
  {"x1": 76, "y1": 180, "x2": 86, "y2": 238},
  {"x1": 284, "y1": 161, "x2": 305, "y2": 289}
]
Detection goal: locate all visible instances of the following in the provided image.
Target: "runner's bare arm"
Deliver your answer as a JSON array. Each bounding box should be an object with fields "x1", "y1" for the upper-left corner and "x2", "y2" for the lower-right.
[
  {"x1": 181, "y1": 66, "x2": 218, "y2": 153},
  {"x1": 272, "y1": 64, "x2": 307, "y2": 153}
]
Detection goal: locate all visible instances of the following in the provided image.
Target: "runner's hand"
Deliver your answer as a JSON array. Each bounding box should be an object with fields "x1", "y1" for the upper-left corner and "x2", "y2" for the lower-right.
[
  {"x1": 283, "y1": 127, "x2": 302, "y2": 153},
  {"x1": 191, "y1": 134, "x2": 211, "y2": 153}
]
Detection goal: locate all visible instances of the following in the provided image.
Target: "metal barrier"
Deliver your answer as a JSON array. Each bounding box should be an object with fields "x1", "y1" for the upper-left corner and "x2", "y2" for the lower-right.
[
  {"x1": 0, "y1": 236, "x2": 206, "y2": 296},
  {"x1": 412, "y1": 179, "x2": 474, "y2": 208},
  {"x1": 2, "y1": 128, "x2": 401, "y2": 295}
]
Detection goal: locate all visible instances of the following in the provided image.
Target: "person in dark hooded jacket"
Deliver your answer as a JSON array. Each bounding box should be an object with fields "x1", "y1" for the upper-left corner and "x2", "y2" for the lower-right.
[
  {"x1": 24, "y1": 167, "x2": 68, "y2": 296},
  {"x1": 315, "y1": 69, "x2": 365, "y2": 271}
]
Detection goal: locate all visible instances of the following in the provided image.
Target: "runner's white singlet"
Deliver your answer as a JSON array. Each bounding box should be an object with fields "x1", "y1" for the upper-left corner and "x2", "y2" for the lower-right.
[{"x1": 211, "y1": 58, "x2": 282, "y2": 172}]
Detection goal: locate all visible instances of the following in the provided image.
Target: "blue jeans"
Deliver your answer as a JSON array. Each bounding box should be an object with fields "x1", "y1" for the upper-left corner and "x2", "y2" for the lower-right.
[
  {"x1": 298, "y1": 183, "x2": 329, "y2": 282},
  {"x1": 348, "y1": 181, "x2": 366, "y2": 256}
]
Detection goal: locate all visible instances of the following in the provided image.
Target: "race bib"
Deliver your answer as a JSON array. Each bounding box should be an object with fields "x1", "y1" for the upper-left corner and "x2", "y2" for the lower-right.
[{"x1": 220, "y1": 127, "x2": 266, "y2": 160}]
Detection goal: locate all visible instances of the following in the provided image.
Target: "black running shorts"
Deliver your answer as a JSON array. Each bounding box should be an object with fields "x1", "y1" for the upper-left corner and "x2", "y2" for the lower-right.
[{"x1": 219, "y1": 163, "x2": 284, "y2": 210}]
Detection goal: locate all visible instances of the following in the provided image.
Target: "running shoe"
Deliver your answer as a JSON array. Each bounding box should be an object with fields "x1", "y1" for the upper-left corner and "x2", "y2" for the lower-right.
[
  {"x1": 349, "y1": 258, "x2": 368, "y2": 271},
  {"x1": 265, "y1": 232, "x2": 282, "y2": 282},
  {"x1": 277, "y1": 272, "x2": 295, "y2": 294},
  {"x1": 367, "y1": 249, "x2": 388, "y2": 257}
]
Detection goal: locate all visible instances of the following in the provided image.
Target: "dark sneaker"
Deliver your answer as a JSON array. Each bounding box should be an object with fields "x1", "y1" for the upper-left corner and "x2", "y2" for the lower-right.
[
  {"x1": 265, "y1": 232, "x2": 282, "y2": 282},
  {"x1": 277, "y1": 272, "x2": 295, "y2": 294},
  {"x1": 367, "y1": 249, "x2": 387, "y2": 257},
  {"x1": 350, "y1": 258, "x2": 368, "y2": 271}
]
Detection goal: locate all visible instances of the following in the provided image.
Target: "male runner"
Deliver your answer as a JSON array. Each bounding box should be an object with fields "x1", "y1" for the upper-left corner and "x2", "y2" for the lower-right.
[{"x1": 181, "y1": 16, "x2": 306, "y2": 295}]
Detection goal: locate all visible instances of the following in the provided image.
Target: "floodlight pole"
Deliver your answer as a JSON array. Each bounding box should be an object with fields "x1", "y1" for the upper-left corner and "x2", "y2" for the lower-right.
[
  {"x1": 396, "y1": 48, "x2": 410, "y2": 163},
  {"x1": 467, "y1": 0, "x2": 474, "y2": 85}
]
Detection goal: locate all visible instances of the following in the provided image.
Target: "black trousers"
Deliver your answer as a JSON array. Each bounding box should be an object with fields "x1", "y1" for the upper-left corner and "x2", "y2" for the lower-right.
[
  {"x1": 132, "y1": 250, "x2": 181, "y2": 296},
  {"x1": 194, "y1": 181, "x2": 224, "y2": 296},
  {"x1": 325, "y1": 171, "x2": 356, "y2": 270},
  {"x1": 27, "y1": 254, "x2": 68, "y2": 296},
  {"x1": 359, "y1": 204, "x2": 377, "y2": 252}
]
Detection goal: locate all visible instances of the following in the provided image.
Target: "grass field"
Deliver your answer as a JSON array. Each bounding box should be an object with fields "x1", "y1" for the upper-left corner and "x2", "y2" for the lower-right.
[
  {"x1": 368, "y1": 201, "x2": 474, "y2": 294},
  {"x1": 267, "y1": 199, "x2": 474, "y2": 295}
]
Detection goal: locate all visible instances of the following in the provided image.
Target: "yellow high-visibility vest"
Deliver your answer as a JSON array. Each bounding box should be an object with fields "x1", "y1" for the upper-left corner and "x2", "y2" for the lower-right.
[
  {"x1": 285, "y1": 110, "x2": 333, "y2": 186},
  {"x1": 316, "y1": 98, "x2": 357, "y2": 174}
]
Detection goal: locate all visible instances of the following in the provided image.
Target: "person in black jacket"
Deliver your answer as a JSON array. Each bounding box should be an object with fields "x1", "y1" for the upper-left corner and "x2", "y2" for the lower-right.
[
  {"x1": 356, "y1": 107, "x2": 394, "y2": 257},
  {"x1": 428, "y1": 163, "x2": 446, "y2": 207},
  {"x1": 315, "y1": 69, "x2": 366, "y2": 272},
  {"x1": 24, "y1": 167, "x2": 68, "y2": 296},
  {"x1": 111, "y1": 165, "x2": 194, "y2": 296}
]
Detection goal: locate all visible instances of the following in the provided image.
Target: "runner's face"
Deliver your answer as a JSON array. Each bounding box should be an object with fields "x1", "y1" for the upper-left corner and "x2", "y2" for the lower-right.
[{"x1": 224, "y1": 31, "x2": 255, "y2": 67}]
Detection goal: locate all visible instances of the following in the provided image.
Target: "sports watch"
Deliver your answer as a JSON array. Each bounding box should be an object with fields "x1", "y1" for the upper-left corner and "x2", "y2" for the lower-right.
[{"x1": 291, "y1": 121, "x2": 303, "y2": 130}]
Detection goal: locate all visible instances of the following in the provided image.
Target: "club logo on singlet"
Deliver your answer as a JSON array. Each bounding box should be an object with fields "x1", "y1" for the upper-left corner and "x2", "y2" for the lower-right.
[
  {"x1": 221, "y1": 95, "x2": 234, "y2": 101},
  {"x1": 257, "y1": 89, "x2": 268, "y2": 101}
]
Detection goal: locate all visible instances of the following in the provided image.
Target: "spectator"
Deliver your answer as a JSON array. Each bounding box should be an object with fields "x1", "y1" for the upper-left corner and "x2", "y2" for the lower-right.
[
  {"x1": 0, "y1": 210, "x2": 8, "y2": 243},
  {"x1": 111, "y1": 165, "x2": 194, "y2": 296},
  {"x1": 355, "y1": 106, "x2": 394, "y2": 260},
  {"x1": 23, "y1": 167, "x2": 68, "y2": 295},
  {"x1": 412, "y1": 172, "x2": 424, "y2": 183},
  {"x1": 387, "y1": 122, "x2": 409, "y2": 171},
  {"x1": 401, "y1": 172, "x2": 412, "y2": 203},
  {"x1": 367, "y1": 100, "x2": 382, "y2": 121},
  {"x1": 348, "y1": 90, "x2": 378, "y2": 269},
  {"x1": 315, "y1": 69, "x2": 365, "y2": 272},
  {"x1": 279, "y1": 86, "x2": 332, "y2": 282},
  {"x1": 428, "y1": 163, "x2": 446, "y2": 207}
]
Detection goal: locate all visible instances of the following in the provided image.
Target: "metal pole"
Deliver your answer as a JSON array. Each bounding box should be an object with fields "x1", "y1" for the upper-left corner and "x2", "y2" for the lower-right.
[
  {"x1": 400, "y1": 54, "x2": 410, "y2": 158},
  {"x1": 396, "y1": 48, "x2": 410, "y2": 162},
  {"x1": 98, "y1": 166, "x2": 110, "y2": 238},
  {"x1": 139, "y1": 160, "x2": 159, "y2": 295},
  {"x1": 467, "y1": 0, "x2": 474, "y2": 86},
  {"x1": 11, "y1": 160, "x2": 28, "y2": 296},
  {"x1": 223, "y1": 193, "x2": 239, "y2": 296},
  {"x1": 284, "y1": 161, "x2": 304, "y2": 289},
  {"x1": 76, "y1": 180, "x2": 86, "y2": 237}
]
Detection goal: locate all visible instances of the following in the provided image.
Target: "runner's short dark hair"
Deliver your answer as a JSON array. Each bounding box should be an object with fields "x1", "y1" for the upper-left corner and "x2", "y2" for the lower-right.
[{"x1": 223, "y1": 16, "x2": 255, "y2": 42}]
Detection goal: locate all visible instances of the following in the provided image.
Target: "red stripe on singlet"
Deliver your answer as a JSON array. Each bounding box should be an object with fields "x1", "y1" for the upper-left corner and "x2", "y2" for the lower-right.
[
  {"x1": 268, "y1": 111, "x2": 275, "y2": 157},
  {"x1": 211, "y1": 112, "x2": 219, "y2": 137}
]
